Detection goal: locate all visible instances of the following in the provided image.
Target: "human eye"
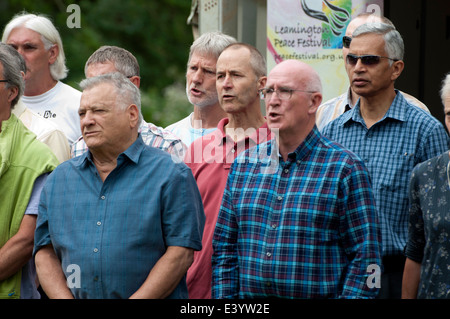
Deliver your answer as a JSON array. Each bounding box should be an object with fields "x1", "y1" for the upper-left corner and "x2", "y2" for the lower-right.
[
  {"x1": 279, "y1": 88, "x2": 292, "y2": 94},
  {"x1": 23, "y1": 43, "x2": 38, "y2": 51}
]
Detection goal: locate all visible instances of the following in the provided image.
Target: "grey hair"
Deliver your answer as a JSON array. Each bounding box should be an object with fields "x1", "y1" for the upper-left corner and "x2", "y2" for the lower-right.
[
  {"x1": 0, "y1": 43, "x2": 25, "y2": 108},
  {"x1": 352, "y1": 22, "x2": 404, "y2": 64},
  {"x1": 354, "y1": 12, "x2": 395, "y2": 28},
  {"x1": 221, "y1": 42, "x2": 267, "y2": 78},
  {"x1": 440, "y1": 72, "x2": 450, "y2": 106},
  {"x1": 84, "y1": 45, "x2": 140, "y2": 78},
  {"x1": 188, "y1": 31, "x2": 237, "y2": 63},
  {"x1": 80, "y1": 72, "x2": 142, "y2": 126},
  {"x1": 2, "y1": 12, "x2": 68, "y2": 80}
]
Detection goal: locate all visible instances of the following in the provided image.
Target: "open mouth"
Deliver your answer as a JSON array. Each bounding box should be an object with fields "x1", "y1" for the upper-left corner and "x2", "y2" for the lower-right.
[
  {"x1": 222, "y1": 94, "x2": 234, "y2": 100},
  {"x1": 190, "y1": 87, "x2": 203, "y2": 96}
]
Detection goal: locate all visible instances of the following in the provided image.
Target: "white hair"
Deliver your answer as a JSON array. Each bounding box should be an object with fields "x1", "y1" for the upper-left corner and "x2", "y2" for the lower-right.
[
  {"x1": 80, "y1": 72, "x2": 143, "y2": 126},
  {"x1": 2, "y1": 12, "x2": 68, "y2": 80}
]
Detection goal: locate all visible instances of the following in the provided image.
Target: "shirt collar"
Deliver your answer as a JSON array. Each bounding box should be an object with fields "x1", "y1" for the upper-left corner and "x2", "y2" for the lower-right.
[
  {"x1": 217, "y1": 117, "x2": 270, "y2": 146},
  {"x1": 78, "y1": 134, "x2": 145, "y2": 168},
  {"x1": 281, "y1": 125, "x2": 321, "y2": 163},
  {"x1": 339, "y1": 89, "x2": 407, "y2": 126}
]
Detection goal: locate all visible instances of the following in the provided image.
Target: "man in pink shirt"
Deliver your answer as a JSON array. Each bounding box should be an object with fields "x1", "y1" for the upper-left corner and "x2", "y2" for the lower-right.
[{"x1": 184, "y1": 43, "x2": 271, "y2": 298}]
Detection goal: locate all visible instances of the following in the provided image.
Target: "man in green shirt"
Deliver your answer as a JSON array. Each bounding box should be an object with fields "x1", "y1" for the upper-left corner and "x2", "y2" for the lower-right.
[{"x1": 0, "y1": 43, "x2": 59, "y2": 299}]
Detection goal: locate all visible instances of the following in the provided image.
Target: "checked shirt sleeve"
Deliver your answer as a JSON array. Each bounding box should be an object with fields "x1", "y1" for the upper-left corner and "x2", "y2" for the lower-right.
[
  {"x1": 338, "y1": 159, "x2": 383, "y2": 298},
  {"x1": 211, "y1": 173, "x2": 240, "y2": 299}
]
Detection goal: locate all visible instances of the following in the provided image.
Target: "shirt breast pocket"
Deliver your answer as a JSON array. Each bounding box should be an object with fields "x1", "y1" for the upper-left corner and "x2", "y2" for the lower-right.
[{"x1": 378, "y1": 152, "x2": 415, "y2": 192}]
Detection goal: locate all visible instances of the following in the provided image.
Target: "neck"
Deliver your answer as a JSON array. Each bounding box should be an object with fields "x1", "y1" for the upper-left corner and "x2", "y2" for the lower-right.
[
  {"x1": 225, "y1": 110, "x2": 265, "y2": 142},
  {"x1": 350, "y1": 88, "x2": 359, "y2": 106},
  {"x1": 192, "y1": 103, "x2": 227, "y2": 129},
  {"x1": 90, "y1": 133, "x2": 138, "y2": 182},
  {"x1": 0, "y1": 109, "x2": 12, "y2": 132},
  {"x1": 24, "y1": 77, "x2": 58, "y2": 96},
  {"x1": 359, "y1": 89, "x2": 396, "y2": 129},
  {"x1": 278, "y1": 121, "x2": 315, "y2": 161}
]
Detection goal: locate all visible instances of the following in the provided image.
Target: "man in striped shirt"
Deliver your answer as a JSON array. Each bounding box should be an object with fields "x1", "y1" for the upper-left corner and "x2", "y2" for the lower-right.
[
  {"x1": 212, "y1": 60, "x2": 382, "y2": 299},
  {"x1": 70, "y1": 46, "x2": 185, "y2": 161}
]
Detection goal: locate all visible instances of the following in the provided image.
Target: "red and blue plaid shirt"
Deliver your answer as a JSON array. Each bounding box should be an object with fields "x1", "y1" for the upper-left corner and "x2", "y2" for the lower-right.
[{"x1": 212, "y1": 127, "x2": 382, "y2": 299}]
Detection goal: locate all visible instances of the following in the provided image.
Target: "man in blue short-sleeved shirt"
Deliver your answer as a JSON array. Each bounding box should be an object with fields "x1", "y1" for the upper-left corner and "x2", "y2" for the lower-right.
[{"x1": 33, "y1": 73, "x2": 205, "y2": 299}]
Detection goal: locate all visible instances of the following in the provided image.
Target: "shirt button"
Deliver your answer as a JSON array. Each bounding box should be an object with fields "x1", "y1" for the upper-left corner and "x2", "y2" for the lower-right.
[
  {"x1": 283, "y1": 169, "x2": 289, "y2": 174},
  {"x1": 97, "y1": 221, "x2": 102, "y2": 226},
  {"x1": 277, "y1": 195, "x2": 283, "y2": 201},
  {"x1": 101, "y1": 195, "x2": 106, "y2": 200},
  {"x1": 231, "y1": 149, "x2": 235, "y2": 153},
  {"x1": 93, "y1": 248, "x2": 99, "y2": 253},
  {"x1": 266, "y1": 252, "x2": 272, "y2": 257},
  {"x1": 271, "y1": 223, "x2": 277, "y2": 229}
]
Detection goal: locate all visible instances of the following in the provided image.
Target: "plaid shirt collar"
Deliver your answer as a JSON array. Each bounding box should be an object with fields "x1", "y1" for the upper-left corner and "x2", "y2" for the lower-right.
[{"x1": 339, "y1": 90, "x2": 407, "y2": 127}]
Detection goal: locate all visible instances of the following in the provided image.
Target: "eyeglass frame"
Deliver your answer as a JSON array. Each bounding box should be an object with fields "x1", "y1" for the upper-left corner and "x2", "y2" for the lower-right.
[
  {"x1": 342, "y1": 36, "x2": 352, "y2": 49},
  {"x1": 346, "y1": 53, "x2": 399, "y2": 66},
  {"x1": 0, "y1": 80, "x2": 9, "y2": 83},
  {"x1": 260, "y1": 87, "x2": 316, "y2": 100}
]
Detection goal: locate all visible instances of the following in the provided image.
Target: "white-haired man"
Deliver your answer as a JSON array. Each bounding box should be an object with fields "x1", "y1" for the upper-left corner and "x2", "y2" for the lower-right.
[{"x1": 2, "y1": 12, "x2": 81, "y2": 144}]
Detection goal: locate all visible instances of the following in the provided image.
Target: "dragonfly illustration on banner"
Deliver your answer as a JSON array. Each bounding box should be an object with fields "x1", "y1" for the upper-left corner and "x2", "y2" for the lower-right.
[{"x1": 301, "y1": 0, "x2": 350, "y2": 36}]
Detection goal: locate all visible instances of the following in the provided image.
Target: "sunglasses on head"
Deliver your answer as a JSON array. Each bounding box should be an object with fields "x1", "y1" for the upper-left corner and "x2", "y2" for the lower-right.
[
  {"x1": 342, "y1": 36, "x2": 352, "y2": 48},
  {"x1": 346, "y1": 53, "x2": 399, "y2": 66}
]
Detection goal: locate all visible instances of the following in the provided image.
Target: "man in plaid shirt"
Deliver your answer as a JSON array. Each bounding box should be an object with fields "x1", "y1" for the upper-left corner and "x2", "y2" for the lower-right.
[
  {"x1": 322, "y1": 23, "x2": 449, "y2": 298},
  {"x1": 212, "y1": 60, "x2": 382, "y2": 299}
]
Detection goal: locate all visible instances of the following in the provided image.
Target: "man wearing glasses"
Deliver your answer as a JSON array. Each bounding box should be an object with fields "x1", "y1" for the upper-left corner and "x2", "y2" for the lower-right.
[
  {"x1": 322, "y1": 22, "x2": 450, "y2": 298},
  {"x1": 212, "y1": 59, "x2": 382, "y2": 299},
  {"x1": 316, "y1": 13, "x2": 428, "y2": 131}
]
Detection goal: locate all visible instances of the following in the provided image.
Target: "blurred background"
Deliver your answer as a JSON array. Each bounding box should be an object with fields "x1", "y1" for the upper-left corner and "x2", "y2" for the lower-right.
[{"x1": 0, "y1": 0, "x2": 194, "y2": 127}]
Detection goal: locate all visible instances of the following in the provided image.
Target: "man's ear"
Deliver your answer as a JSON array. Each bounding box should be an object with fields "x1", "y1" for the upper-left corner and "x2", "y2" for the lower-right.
[
  {"x1": 308, "y1": 92, "x2": 323, "y2": 115},
  {"x1": 257, "y1": 76, "x2": 267, "y2": 92},
  {"x1": 127, "y1": 104, "x2": 140, "y2": 128},
  {"x1": 128, "y1": 76, "x2": 141, "y2": 88},
  {"x1": 48, "y1": 44, "x2": 59, "y2": 65},
  {"x1": 391, "y1": 60, "x2": 404, "y2": 81},
  {"x1": 7, "y1": 86, "x2": 18, "y2": 104}
]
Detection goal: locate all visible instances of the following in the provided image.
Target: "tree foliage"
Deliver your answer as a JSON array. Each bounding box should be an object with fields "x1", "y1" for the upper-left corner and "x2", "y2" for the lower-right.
[{"x1": 0, "y1": 0, "x2": 194, "y2": 126}]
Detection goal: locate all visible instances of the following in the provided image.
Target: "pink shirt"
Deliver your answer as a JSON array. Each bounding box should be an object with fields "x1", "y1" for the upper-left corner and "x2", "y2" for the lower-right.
[{"x1": 185, "y1": 118, "x2": 271, "y2": 298}]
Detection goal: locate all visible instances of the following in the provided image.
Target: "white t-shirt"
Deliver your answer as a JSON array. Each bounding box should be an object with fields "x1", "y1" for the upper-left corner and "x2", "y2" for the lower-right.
[
  {"x1": 165, "y1": 112, "x2": 217, "y2": 147},
  {"x1": 21, "y1": 81, "x2": 82, "y2": 144}
]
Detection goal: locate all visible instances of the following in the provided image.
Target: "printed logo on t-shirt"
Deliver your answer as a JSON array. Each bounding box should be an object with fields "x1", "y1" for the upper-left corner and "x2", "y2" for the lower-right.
[{"x1": 42, "y1": 110, "x2": 57, "y2": 119}]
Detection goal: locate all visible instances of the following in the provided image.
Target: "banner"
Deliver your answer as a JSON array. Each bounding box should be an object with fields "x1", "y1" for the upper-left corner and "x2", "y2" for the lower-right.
[{"x1": 267, "y1": 0, "x2": 384, "y2": 102}]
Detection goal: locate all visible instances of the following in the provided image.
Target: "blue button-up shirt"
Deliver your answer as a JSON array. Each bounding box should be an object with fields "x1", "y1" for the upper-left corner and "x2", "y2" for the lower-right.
[
  {"x1": 322, "y1": 91, "x2": 450, "y2": 256},
  {"x1": 212, "y1": 127, "x2": 382, "y2": 299},
  {"x1": 34, "y1": 135, "x2": 205, "y2": 299}
]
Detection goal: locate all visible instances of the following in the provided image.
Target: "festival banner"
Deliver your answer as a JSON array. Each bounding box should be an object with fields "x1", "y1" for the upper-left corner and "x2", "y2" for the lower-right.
[{"x1": 267, "y1": 0, "x2": 384, "y2": 102}]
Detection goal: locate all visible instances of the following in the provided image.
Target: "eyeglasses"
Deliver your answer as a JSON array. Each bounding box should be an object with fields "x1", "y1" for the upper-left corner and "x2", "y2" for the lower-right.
[
  {"x1": 0, "y1": 80, "x2": 9, "y2": 83},
  {"x1": 342, "y1": 36, "x2": 352, "y2": 48},
  {"x1": 260, "y1": 88, "x2": 315, "y2": 100},
  {"x1": 346, "y1": 53, "x2": 398, "y2": 66}
]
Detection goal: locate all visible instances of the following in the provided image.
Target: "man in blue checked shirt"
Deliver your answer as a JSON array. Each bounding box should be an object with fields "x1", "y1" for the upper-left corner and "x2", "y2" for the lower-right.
[
  {"x1": 322, "y1": 23, "x2": 450, "y2": 298},
  {"x1": 212, "y1": 60, "x2": 382, "y2": 299},
  {"x1": 33, "y1": 73, "x2": 205, "y2": 299}
]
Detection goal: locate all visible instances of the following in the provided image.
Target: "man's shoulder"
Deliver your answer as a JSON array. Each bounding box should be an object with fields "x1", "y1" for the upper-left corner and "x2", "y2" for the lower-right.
[
  {"x1": 58, "y1": 81, "x2": 82, "y2": 96},
  {"x1": 165, "y1": 114, "x2": 191, "y2": 131},
  {"x1": 142, "y1": 121, "x2": 182, "y2": 143}
]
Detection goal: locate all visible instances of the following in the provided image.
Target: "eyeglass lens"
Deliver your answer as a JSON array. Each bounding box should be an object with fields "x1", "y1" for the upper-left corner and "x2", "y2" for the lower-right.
[
  {"x1": 342, "y1": 36, "x2": 351, "y2": 48},
  {"x1": 346, "y1": 54, "x2": 381, "y2": 66}
]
